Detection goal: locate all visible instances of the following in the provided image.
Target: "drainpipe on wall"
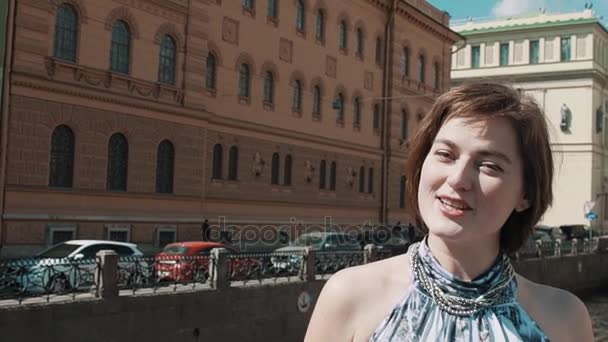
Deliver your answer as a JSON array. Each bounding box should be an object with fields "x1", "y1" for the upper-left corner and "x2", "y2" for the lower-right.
[
  {"x1": 0, "y1": 0, "x2": 15, "y2": 256},
  {"x1": 380, "y1": 0, "x2": 398, "y2": 225}
]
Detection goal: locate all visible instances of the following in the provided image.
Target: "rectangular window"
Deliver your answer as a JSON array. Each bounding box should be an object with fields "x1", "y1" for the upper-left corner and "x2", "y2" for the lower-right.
[
  {"x1": 47, "y1": 224, "x2": 77, "y2": 246},
  {"x1": 561, "y1": 37, "x2": 571, "y2": 61},
  {"x1": 373, "y1": 104, "x2": 380, "y2": 131},
  {"x1": 471, "y1": 46, "x2": 480, "y2": 68},
  {"x1": 106, "y1": 224, "x2": 131, "y2": 242},
  {"x1": 500, "y1": 43, "x2": 509, "y2": 66},
  {"x1": 529, "y1": 40, "x2": 540, "y2": 64},
  {"x1": 156, "y1": 225, "x2": 177, "y2": 248}
]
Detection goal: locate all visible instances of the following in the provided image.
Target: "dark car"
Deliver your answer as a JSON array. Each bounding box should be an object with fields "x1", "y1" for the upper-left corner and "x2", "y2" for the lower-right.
[{"x1": 358, "y1": 229, "x2": 411, "y2": 255}]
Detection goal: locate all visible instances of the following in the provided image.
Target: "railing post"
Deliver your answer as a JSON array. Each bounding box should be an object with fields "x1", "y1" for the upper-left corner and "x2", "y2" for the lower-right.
[
  {"x1": 211, "y1": 248, "x2": 230, "y2": 290},
  {"x1": 535, "y1": 240, "x2": 543, "y2": 259},
  {"x1": 364, "y1": 244, "x2": 378, "y2": 264},
  {"x1": 302, "y1": 247, "x2": 316, "y2": 281},
  {"x1": 95, "y1": 250, "x2": 118, "y2": 299},
  {"x1": 555, "y1": 239, "x2": 561, "y2": 257},
  {"x1": 572, "y1": 239, "x2": 578, "y2": 255}
]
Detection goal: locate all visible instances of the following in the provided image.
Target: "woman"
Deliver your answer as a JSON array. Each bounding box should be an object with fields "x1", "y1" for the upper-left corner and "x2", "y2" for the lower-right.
[{"x1": 304, "y1": 82, "x2": 594, "y2": 341}]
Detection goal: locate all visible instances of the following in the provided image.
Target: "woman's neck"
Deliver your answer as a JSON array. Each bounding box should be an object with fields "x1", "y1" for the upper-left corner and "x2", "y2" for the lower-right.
[{"x1": 426, "y1": 234, "x2": 501, "y2": 281}]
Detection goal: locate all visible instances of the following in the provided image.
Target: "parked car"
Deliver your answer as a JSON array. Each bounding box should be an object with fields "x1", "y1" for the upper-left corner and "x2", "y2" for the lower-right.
[
  {"x1": 2, "y1": 240, "x2": 144, "y2": 294},
  {"x1": 535, "y1": 225, "x2": 564, "y2": 241},
  {"x1": 155, "y1": 241, "x2": 261, "y2": 282},
  {"x1": 559, "y1": 224, "x2": 596, "y2": 240},
  {"x1": 358, "y1": 229, "x2": 410, "y2": 255},
  {"x1": 271, "y1": 232, "x2": 361, "y2": 272}
]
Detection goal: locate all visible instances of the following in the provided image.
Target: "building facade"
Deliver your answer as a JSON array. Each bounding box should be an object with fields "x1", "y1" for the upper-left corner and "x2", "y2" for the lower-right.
[
  {"x1": 0, "y1": 0, "x2": 458, "y2": 257},
  {"x1": 450, "y1": 9, "x2": 608, "y2": 231}
]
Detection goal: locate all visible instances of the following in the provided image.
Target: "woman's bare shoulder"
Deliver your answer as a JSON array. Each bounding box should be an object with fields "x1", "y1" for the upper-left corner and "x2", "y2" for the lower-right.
[
  {"x1": 516, "y1": 275, "x2": 594, "y2": 341},
  {"x1": 304, "y1": 255, "x2": 411, "y2": 342}
]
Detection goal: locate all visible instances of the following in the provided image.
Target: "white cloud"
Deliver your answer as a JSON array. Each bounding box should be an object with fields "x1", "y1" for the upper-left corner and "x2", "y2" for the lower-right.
[{"x1": 492, "y1": 0, "x2": 546, "y2": 17}]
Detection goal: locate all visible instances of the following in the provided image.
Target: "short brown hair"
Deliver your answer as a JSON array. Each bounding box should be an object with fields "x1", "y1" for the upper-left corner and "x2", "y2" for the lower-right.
[{"x1": 405, "y1": 82, "x2": 553, "y2": 254}]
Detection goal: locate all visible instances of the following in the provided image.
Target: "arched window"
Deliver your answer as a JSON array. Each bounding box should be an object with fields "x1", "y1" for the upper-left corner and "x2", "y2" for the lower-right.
[
  {"x1": 367, "y1": 167, "x2": 373, "y2": 194},
  {"x1": 49, "y1": 125, "x2": 75, "y2": 188},
  {"x1": 156, "y1": 140, "x2": 174, "y2": 194},
  {"x1": 401, "y1": 47, "x2": 409, "y2": 77},
  {"x1": 212, "y1": 144, "x2": 223, "y2": 179},
  {"x1": 329, "y1": 161, "x2": 337, "y2": 191},
  {"x1": 284, "y1": 154, "x2": 292, "y2": 185},
  {"x1": 158, "y1": 35, "x2": 176, "y2": 85},
  {"x1": 336, "y1": 93, "x2": 344, "y2": 122},
  {"x1": 107, "y1": 133, "x2": 128, "y2": 191},
  {"x1": 239, "y1": 63, "x2": 250, "y2": 98},
  {"x1": 296, "y1": 0, "x2": 305, "y2": 31},
  {"x1": 267, "y1": 0, "x2": 278, "y2": 19},
  {"x1": 263, "y1": 71, "x2": 274, "y2": 104},
  {"x1": 401, "y1": 110, "x2": 408, "y2": 140},
  {"x1": 53, "y1": 4, "x2": 78, "y2": 62},
  {"x1": 319, "y1": 160, "x2": 326, "y2": 189},
  {"x1": 399, "y1": 176, "x2": 406, "y2": 209},
  {"x1": 339, "y1": 21, "x2": 347, "y2": 50},
  {"x1": 243, "y1": 0, "x2": 254, "y2": 10},
  {"x1": 354, "y1": 97, "x2": 361, "y2": 126},
  {"x1": 228, "y1": 146, "x2": 238, "y2": 180},
  {"x1": 292, "y1": 80, "x2": 302, "y2": 112},
  {"x1": 110, "y1": 20, "x2": 131, "y2": 74},
  {"x1": 358, "y1": 166, "x2": 365, "y2": 193},
  {"x1": 419, "y1": 54, "x2": 426, "y2": 83},
  {"x1": 206, "y1": 53, "x2": 217, "y2": 89},
  {"x1": 433, "y1": 62, "x2": 440, "y2": 90},
  {"x1": 315, "y1": 9, "x2": 325, "y2": 41},
  {"x1": 271, "y1": 153, "x2": 280, "y2": 185},
  {"x1": 375, "y1": 37, "x2": 382, "y2": 65},
  {"x1": 312, "y1": 85, "x2": 321, "y2": 117},
  {"x1": 356, "y1": 28, "x2": 364, "y2": 57}
]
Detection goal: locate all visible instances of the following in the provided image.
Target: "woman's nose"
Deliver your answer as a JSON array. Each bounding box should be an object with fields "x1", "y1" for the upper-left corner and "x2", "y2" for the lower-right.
[{"x1": 446, "y1": 162, "x2": 473, "y2": 192}]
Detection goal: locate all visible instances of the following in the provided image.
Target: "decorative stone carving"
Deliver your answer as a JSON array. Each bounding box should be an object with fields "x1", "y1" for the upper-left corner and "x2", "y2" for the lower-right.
[
  {"x1": 345, "y1": 167, "x2": 356, "y2": 188},
  {"x1": 364, "y1": 71, "x2": 373, "y2": 91},
  {"x1": 252, "y1": 152, "x2": 265, "y2": 177},
  {"x1": 154, "y1": 22, "x2": 185, "y2": 52},
  {"x1": 113, "y1": 0, "x2": 187, "y2": 23},
  {"x1": 326, "y1": 55, "x2": 337, "y2": 78},
  {"x1": 222, "y1": 17, "x2": 239, "y2": 45},
  {"x1": 279, "y1": 38, "x2": 293, "y2": 63},
  {"x1": 48, "y1": 0, "x2": 88, "y2": 24},
  {"x1": 104, "y1": 7, "x2": 140, "y2": 39},
  {"x1": 304, "y1": 160, "x2": 315, "y2": 183}
]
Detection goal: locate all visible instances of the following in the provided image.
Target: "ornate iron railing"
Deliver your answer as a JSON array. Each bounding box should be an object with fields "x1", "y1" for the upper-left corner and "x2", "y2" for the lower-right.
[{"x1": 315, "y1": 251, "x2": 366, "y2": 276}]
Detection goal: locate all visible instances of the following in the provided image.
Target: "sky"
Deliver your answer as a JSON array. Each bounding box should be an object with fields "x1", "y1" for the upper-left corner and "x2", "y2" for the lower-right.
[{"x1": 427, "y1": 0, "x2": 608, "y2": 25}]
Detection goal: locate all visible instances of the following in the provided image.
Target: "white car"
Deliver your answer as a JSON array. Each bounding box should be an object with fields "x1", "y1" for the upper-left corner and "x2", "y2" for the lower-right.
[{"x1": 3, "y1": 240, "x2": 145, "y2": 294}]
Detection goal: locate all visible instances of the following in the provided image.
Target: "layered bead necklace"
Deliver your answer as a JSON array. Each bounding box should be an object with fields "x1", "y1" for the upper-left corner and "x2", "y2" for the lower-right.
[{"x1": 408, "y1": 241, "x2": 515, "y2": 317}]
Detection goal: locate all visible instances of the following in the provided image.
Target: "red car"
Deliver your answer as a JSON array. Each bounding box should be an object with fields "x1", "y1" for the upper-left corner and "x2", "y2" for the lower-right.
[{"x1": 155, "y1": 241, "x2": 260, "y2": 282}]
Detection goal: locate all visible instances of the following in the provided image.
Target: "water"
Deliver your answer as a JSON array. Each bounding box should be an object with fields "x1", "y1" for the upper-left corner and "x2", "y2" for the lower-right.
[{"x1": 585, "y1": 294, "x2": 608, "y2": 341}]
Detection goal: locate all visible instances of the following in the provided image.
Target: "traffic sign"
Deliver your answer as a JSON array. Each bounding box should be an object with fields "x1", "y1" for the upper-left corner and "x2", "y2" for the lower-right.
[
  {"x1": 584, "y1": 201, "x2": 596, "y2": 214},
  {"x1": 586, "y1": 211, "x2": 598, "y2": 221}
]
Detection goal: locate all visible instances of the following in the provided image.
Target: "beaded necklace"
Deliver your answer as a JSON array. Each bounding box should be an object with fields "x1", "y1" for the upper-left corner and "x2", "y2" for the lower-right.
[{"x1": 408, "y1": 241, "x2": 514, "y2": 317}]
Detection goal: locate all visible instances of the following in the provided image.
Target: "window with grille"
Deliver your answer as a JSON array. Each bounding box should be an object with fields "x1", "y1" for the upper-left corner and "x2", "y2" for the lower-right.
[
  {"x1": 110, "y1": 20, "x2": 130, "y2": 74},
  {"x1": 271, "y1": 153, "x2": 280, "y2": 185},
  {"x1": 53, "y1": 4, "x2": 78, "y2": 62},
  {"x1": 206, "y1": 53, "x2": 217, "y2": 89},
  {"x1": 239, "y1": 63, "x2": 250, "y2": 98},
  {"x1": 284, "y1": 155, "x2": 292, "y2": 185},
  {"x1": 107, "y1": 133, "x2": 128, "y2": 191},
  {"x1": 319, "y1": 160, "x2": 326, "y2": 189},
  {"x1": 158, "y1": 35, "x2": 176, "y2": 85},
  {"x1": 49, "y1": 125, "x2": 75, "y2": 188},
  {"x1": 212, "y1": 144, "x2": 223, "y2": 179},
  {"x1": 329, "y1": 162, "x2": 336, "y2": 191},
  {"x1": 156, "y1": 140, "x2": 175, "y2": 194},
  {"x1": 228, "y1": 146, "x2": 239, "y2": 180}
]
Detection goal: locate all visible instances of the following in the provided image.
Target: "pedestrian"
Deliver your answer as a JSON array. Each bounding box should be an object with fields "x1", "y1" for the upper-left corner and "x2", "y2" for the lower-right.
[
  {"x1": 305, "y1": 82, "x2": 593, "y2": 341},
  {"x1": 201, "y1": 219, "x2": 210, "y2": 241}
]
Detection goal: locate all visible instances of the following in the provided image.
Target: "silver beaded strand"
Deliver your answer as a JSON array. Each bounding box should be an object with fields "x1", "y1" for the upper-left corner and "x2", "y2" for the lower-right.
[{"x1": 408, "y1": 242, "x2": 514, "y2": 317}]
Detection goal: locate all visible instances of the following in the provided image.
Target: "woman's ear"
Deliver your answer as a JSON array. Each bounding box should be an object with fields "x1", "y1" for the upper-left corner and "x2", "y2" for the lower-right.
[{"x1": 515, "y1": 199, "x2": 530, "y2": 212}]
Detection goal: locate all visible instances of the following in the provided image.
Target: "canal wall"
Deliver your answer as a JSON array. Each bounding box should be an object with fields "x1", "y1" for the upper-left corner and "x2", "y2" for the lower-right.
[{"x1": 1, "y1": 254, "x2": 608, "y2": 342}]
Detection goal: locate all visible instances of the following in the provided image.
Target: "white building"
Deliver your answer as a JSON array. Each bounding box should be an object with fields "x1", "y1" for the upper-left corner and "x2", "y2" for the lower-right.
[{"x1": 450, "y1": 9, "x2": 608, "y2": 231}]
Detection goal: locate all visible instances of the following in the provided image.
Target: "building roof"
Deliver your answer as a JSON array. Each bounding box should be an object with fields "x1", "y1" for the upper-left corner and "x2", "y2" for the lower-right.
[{"x1": 451, "y1": 9, "x2": 607, "y2": 36}]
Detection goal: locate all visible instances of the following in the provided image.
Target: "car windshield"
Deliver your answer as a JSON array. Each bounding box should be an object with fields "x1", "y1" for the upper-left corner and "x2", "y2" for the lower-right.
[
  {"x1": 161, "y1": 245, "x2": 190, "y2": 254},
  {"x1": 37, "y1": 243, "x2": 80, "y2": 258},
  {"x1": 291, "y1": 234, "x2": 324, "y2": 247}
]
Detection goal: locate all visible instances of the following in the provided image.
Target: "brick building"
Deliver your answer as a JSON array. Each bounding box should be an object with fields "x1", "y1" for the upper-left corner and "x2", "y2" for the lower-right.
[{"x1": 0, "y1": 0, "x2": 459, "y2": 257}]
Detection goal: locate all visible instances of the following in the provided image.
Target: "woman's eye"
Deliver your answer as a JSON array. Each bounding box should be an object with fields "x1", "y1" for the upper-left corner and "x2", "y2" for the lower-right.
[
  {"x1": 480, "y1": 163, "x2": 503, "y2": 173},
  {"x1": 434, "y1": 150, "x2": 453, "y2": 160}
]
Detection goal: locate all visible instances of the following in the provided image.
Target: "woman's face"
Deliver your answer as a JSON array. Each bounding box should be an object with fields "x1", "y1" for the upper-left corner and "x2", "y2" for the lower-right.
[{"x1": 417, "y1": 116, "x2": 527, "y2": 243}]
